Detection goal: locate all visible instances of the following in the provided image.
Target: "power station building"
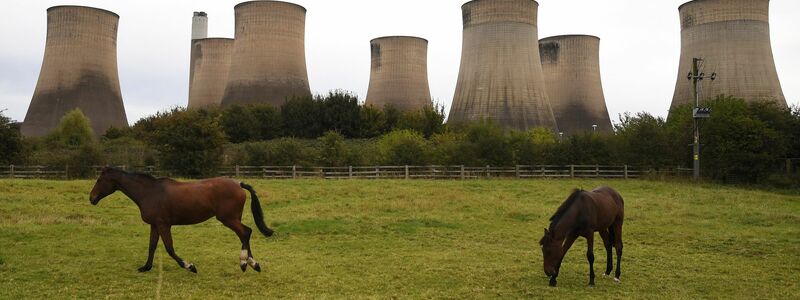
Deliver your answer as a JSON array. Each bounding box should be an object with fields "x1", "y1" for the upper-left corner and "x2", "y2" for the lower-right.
[
  {"x1": 671, "y1": 0, "x2": 786, "y2": 110},
  {"x1": 221, "y1": 1, "x2": 311, "y2": 108},
  {"x1": 365, "y1": 36, "x2": 432, "y2": 111},
  {"x1": 450, "y1": 0, "x2": 557, "y2": 131},
  {"x1": 22, "y1": 6, "x2": 128, "y2": 137},
  {"x1": 188, "y1": 12, "x2": 233, "y2": 109},
  {"x1": 540, "y1": 35, "x2": 612, "y2": 134},
  {"x1": 188, "y1": 38, "x2": 235, "y2": 109}
]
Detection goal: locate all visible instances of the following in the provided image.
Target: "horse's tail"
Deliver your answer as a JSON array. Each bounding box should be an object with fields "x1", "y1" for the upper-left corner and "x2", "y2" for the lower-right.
[{"x1": 240, "y1": 182, "x2": 274, "y2": 237}]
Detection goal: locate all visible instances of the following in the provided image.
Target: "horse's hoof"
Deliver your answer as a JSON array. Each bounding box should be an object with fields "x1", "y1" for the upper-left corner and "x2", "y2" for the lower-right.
[
  {"x1": 603, "y1": 273, "x2": 610, "y2": 278},
  {"x1": 252, "y1": 263, "x2": 262, "y2": 273},
  {"x1": 614, "y1": 277, "x2": 621, "y2": 284},
  {"x1": 188, "y1": 264, "x2": 198, "y2": 273},
  {"x1": 588, "y1": 284, "x2": 596, "y2": 288},
  {"x1": 240, "y1": 263, "x2": 247, "y2": 272},
  {"x1": 138, "y1": 265, "x2": 152, "y2": 273}
]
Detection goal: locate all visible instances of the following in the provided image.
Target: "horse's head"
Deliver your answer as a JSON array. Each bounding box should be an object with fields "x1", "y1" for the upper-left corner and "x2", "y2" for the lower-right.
[
  {"x1": 539, "y1": 228, "x2": 563, "y2": 277},
  {"x1": 89, "y1": 167, "x2": 118, "y2": 205}
]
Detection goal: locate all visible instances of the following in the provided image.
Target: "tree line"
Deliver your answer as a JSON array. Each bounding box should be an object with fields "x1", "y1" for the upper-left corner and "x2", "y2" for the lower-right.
[{"x1": 1, "y1": 94, "x2": 798, "y2": 187}]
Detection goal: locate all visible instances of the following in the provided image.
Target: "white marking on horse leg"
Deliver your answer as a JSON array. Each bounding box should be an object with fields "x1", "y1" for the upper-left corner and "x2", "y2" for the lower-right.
[
  {"x1": 614, "y1": 277, "x2": 621, "y2": 283},
  {"x1": 247, "y1": 257, "x2": 258, "y2": 268},
  {"x1": 182, "y1": 261, "x2": 194, "y2": 270}
]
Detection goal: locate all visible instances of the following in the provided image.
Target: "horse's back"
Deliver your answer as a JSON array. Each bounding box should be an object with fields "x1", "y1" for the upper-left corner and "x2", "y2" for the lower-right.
[{"x1": 590, "y1": 186, "x2": 624, "y2": 225}]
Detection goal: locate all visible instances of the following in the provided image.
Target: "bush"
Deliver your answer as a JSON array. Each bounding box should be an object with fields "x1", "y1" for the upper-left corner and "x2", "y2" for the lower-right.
[
  {"x1": 148, "y1": 108, "x2": 226, "y2": 177},
  {"x1": 378, "y1": 130, "x2": 431, "y2": 165},
  {"x1": 457, "y1": 121, "x2": 512, "y2": 166},
  {"x1": 221, "y1": 105, "x2": 259, "y2": 143},
  {"x1": 31, "y1": 109, "x2": 105, "y2": 178},
  {"x1": 668, "y1": 96, "x2": 793, "y2": 183},
  {"x1": 614, "y1": 112, "x2": 674, "y2": 168},
  {"x1": 0, "y1": 110, "x2": 23, "y2": 165},
  {"x1": 318, "y1": 131, "x2": 348, "y2": 167},
  {"x1": 509, "y1": 127, "x2": 557, "y2": 165}
]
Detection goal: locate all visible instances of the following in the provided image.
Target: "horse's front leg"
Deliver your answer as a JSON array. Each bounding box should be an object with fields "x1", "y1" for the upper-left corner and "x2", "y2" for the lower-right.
[
  {"x1": 157, "y1": 225, "x2": 197, "y2": 273},
  {"x1": 551, "y1": 234, "x2": 578, "y2": 287},
  {"x1": 138, "y1": 224, "x2": 159, "y2": 272},
  {"x1": 586, "y1": 233, "x2": 596, "y2": 287}
]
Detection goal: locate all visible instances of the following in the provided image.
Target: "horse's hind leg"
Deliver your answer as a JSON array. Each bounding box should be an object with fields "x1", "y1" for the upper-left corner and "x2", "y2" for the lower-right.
[
  {"x1": 599, "y1": 229, "x2": 613, "y2": 277},
  {"x1": 221, "y1": 219, "x2": 260, "y2": 272},
  {"x1": 157, "y1": 225, "x2": 197, "y2": 273},
  {"x1": 612, "y1": 221, "x2": 623, "y2": 283}
]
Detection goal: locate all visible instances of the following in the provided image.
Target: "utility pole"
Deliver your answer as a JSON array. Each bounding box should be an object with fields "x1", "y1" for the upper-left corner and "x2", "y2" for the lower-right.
[{"x1": 688, "y1": 58, "x2": 714, "y2": 180}]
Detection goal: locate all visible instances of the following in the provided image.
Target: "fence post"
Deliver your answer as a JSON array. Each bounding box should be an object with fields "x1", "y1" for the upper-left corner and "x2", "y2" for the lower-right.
[
  {"x1": 570, "y1": 165, "x2": 575, "y2": 178},
  {"x1": 349, "y1": 166, "x2": 353, "y2": 179},
  {"x1": 65, "y1": 165, "x2": 69, "y2": 180},
  {"x1": 460, "y1": 165, "x2": 465, "y2": 180},
  {"x1": 235, "y1": 165, "x2": 240, "y2": 178},
  {"x1": 376, "y1": 167, "x2": 380, "y2": 179},
  {"x1": 292, "y1": 165, "x2": 297, "y2": 179},
  {"x1": 485, "y1": 165, "x2": 490, "y2": 178},
  {"x1": 515, "y1": 165, "x2": 520, "y2": 178},
  {"x1": 624, "y1": 165, "x2": 629, "y2": 179},
  {"x1": 596, "y1": 165, "x2": 600, "y2": 177},
  {"x1": 9, "y1": 165, "x2": 14, "y2": 178},
  {"x1": 405, "y1": 165, "x2": 409, "y2": 180}
]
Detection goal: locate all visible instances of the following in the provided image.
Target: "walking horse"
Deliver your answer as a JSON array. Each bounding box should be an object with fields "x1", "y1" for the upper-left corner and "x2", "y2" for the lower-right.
[{"x1": 89, "y1": 167, "x2": 274, "y2": 273}]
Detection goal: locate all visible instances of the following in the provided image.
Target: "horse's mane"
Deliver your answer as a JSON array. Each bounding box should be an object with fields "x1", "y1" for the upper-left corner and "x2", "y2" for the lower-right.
[
  {"x1": 548, "y1": 189, "x2": 585, "y2": 231},
  {"x1": 107, "y1": 167, "x2": 159, "y2": 181}
]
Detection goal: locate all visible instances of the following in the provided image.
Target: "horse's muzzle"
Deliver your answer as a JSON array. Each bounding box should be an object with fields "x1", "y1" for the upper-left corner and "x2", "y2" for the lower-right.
[{"x1": 90, "y1": 196, "x2": 98, "y2": 205}]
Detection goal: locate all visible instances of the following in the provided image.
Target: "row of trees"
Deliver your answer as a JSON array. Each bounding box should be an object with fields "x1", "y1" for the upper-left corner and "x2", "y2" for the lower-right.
[{"x1": 1, "y1": 95, "x2": 798, "y2": 186}]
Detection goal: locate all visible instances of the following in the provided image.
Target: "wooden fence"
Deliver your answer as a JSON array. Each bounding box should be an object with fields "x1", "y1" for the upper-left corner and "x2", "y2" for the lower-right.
[{"x1": 0, "y1": 164, "x2": 694, "y2": 180}]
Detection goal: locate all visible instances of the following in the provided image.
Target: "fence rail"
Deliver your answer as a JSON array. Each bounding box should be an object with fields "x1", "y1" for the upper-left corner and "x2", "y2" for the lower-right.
[{"x1": 0, "y1": 164, "x2": 695, "y2": 180}]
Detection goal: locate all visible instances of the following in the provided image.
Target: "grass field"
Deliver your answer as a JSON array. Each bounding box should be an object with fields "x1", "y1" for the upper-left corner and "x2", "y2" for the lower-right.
[{"x1": 0, "y1": 179, "x2": 798, "y2": 299}]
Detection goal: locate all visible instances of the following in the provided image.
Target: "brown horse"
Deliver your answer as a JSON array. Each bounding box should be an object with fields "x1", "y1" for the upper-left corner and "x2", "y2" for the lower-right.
[
  {"x1": 539, "y1": 186, "x2": 624, "y2": 287},
  {"x1": 89, "y1": 167, "x2": 274, "y2": 273}
]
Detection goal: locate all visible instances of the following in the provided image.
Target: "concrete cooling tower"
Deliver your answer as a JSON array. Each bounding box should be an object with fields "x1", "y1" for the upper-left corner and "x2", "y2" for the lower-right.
[
  {"x1": 449, "y1": 0, "x2": 557, "y2": 131},
  {"x1": 671, "y1": 0, "x2": 786, "y2": 110},
  {"x1": 188, "y1": 39, "x2": 234, "y2": 109},
  {"x1": 22, "y1": 6, "x2": 128, "y2": 137},
  {"x1": 365, "y1": 36, "x2": 432, "y2": 111},
  {"x1": 539, "y1": 35, "x2": 612, "y2": 134},
  {"x1": 221, "y1": 1, "x2": 311, "y2": 108}
]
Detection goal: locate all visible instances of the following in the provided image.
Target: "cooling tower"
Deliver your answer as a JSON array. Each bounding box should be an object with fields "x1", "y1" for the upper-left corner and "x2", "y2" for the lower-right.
[
  {"x1": 671, "y1": 0, "x2": 786, "y2": 110},
  {"x1": 188, "y1": 39, "x2": 234, "y2": 109},
  {"x1": 540, "y1": 35, "x2": 612, "y2": 134},
  {"x1": 221, "y1": 1, "x2": 311, "y2": 108},
  {"x1": 365, "y1": 36, "x2": 432, "y2": 111},
  {"x1": 22, "y1": 6, "x2": 127, "y2": 137},
  {"x1": 449, "y1": 0, "x2": 557, "y2": 131}
]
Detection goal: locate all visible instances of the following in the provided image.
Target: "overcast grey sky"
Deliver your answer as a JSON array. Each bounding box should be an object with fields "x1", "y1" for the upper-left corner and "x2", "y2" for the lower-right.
[{"x1": 1, "y1": 0, "x2": 798, "y2": 125}]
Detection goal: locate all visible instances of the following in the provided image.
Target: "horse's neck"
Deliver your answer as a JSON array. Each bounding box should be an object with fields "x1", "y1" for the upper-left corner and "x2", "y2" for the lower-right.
[
  {"x1": 552, "y1": 207, "x2": 579, "y2": 241},
  {"x1": 114, "y1": 174, "x2": 154, "y2": 207}
]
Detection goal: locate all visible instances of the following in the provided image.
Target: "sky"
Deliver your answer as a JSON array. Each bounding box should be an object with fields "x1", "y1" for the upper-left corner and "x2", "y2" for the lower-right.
[{"x1": 0, "y1": 0, "x2": 798, "y2": 125}]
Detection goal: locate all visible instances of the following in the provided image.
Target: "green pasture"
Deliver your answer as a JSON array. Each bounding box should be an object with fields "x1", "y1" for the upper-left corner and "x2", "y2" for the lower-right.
[{"x1": 0, "y1": 179, "x2": 798, "y2": 299}]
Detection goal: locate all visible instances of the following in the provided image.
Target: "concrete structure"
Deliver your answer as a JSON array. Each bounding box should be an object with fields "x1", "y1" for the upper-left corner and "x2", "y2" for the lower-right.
[
  {"x1": 188, "y1": 39, "x2": 235, "y2": 109},
  {"x1": 189, "y1": 12, "x2": 208, "y2": 101},
  {"x1": 671, "y1": 0, "x2": 786, "y2": 110},
  {"x1": 540, "y1": 35, "x2": 612, "y2": 134},
  {"x1": 192, "y1": 11, "x2": 208, "y2": 40},
  {"x1": 221, "y1": 1, "x2": 311, "y2": 108},
  {"x1": 450, "y1": 0, "x2": 557, "y2": 131},
  {"x1": 365, "y1": 36, "x2": 432, "y2": 111},
  {"x1": 22, "y1": 6, "x2": 127, "y2": 137}
]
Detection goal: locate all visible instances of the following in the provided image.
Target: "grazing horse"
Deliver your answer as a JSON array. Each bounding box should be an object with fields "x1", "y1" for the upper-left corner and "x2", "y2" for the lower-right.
[
  {"x1": 88, "y1": 167, "x2": 274, "y2": 273},
  {"x1": 539, "y1": 186, "x2": 624, "y2": 287}
]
